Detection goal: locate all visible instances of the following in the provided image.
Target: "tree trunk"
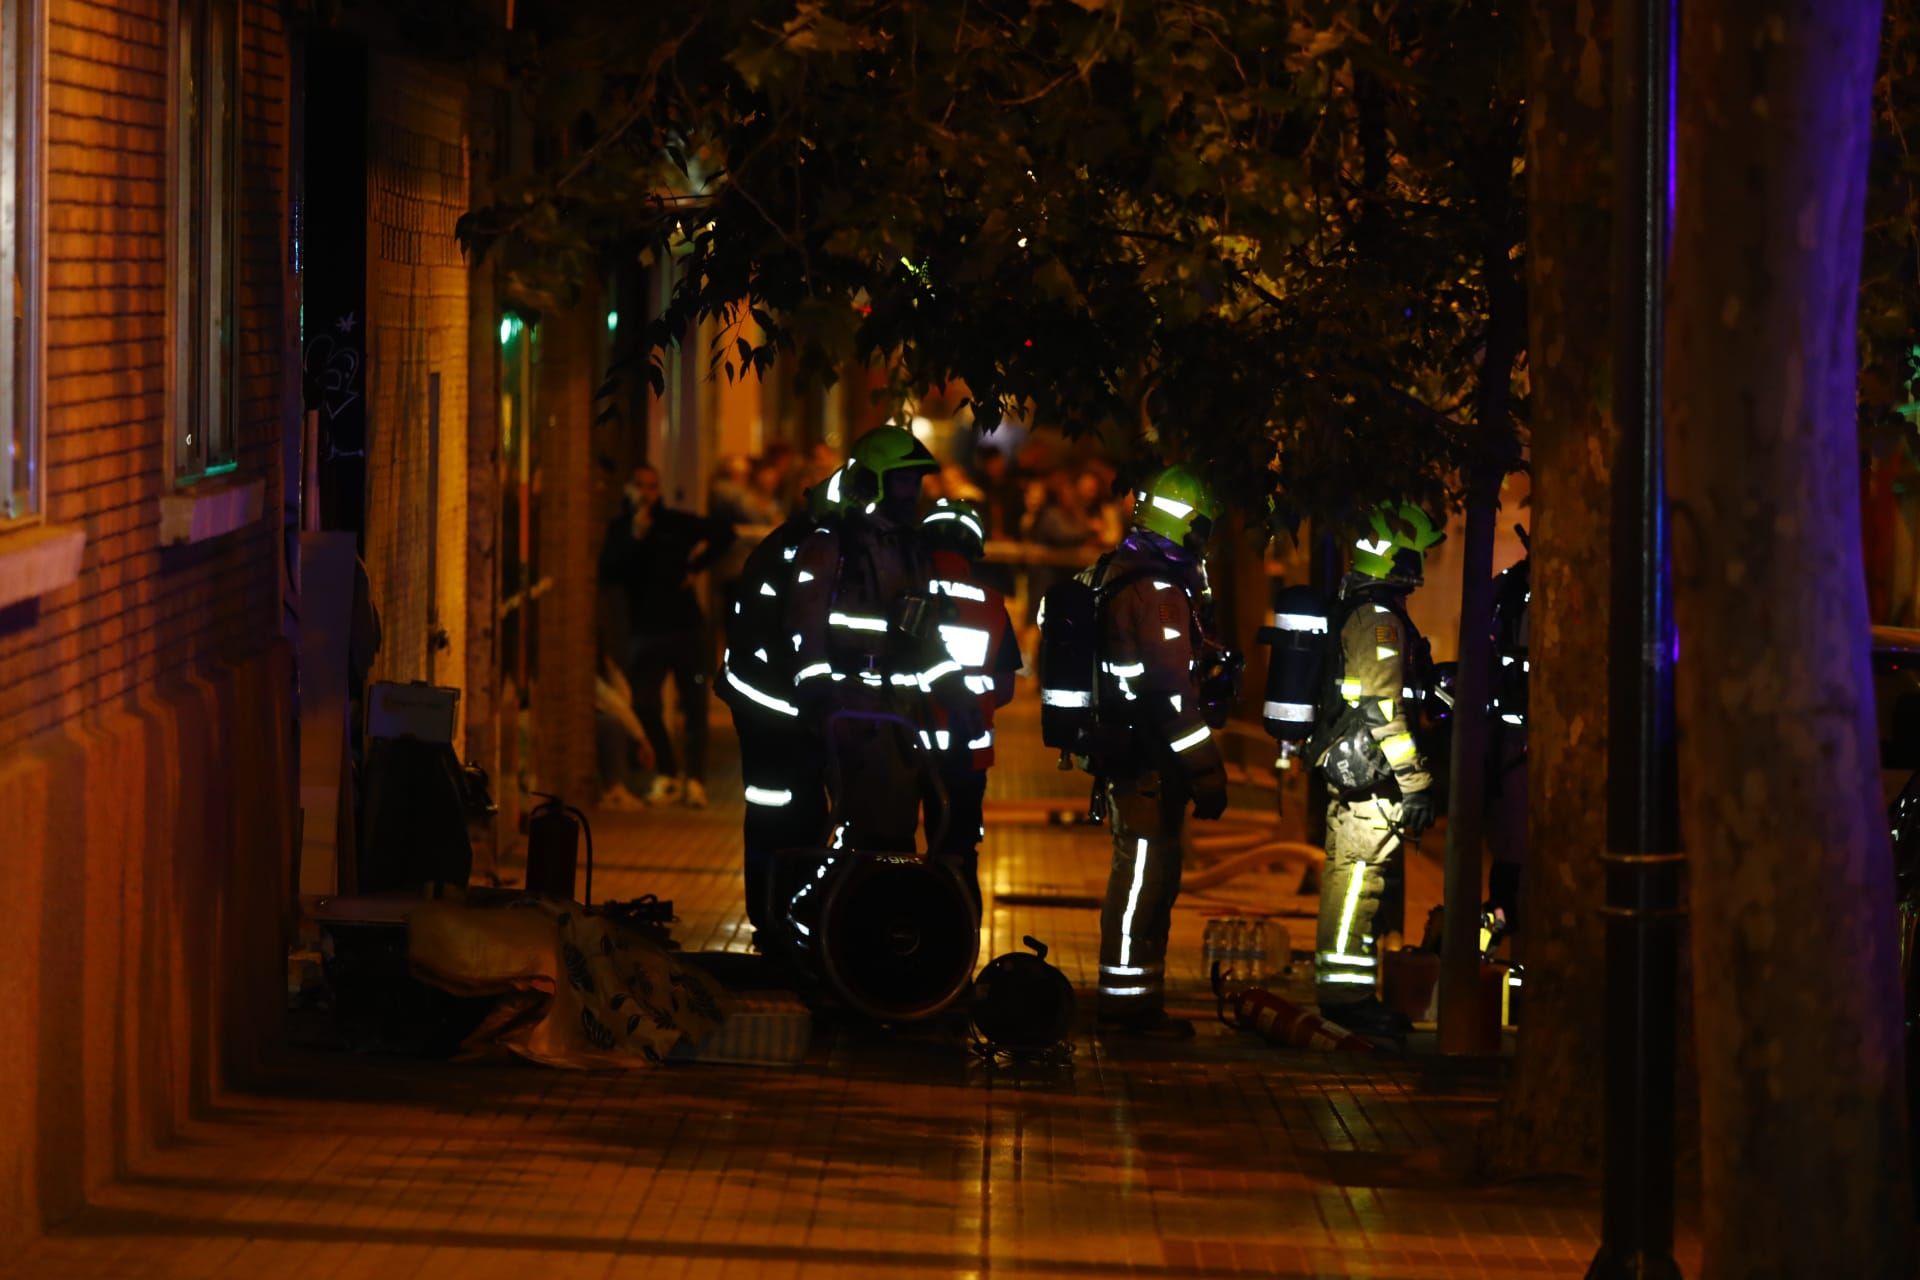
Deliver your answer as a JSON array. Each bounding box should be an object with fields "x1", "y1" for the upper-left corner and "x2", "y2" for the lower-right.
[
  {"x1": 1487, "y1": 0, "x2": 1615, "y2": 1176},
  {"x1": 1668, "y1": 2, "x2": 1914, "y2": 1273}
]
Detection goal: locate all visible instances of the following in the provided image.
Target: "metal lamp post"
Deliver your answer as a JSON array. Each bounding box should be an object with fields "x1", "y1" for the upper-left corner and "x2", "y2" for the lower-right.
[{"x1": 1589, "y1": 0, "x2": 1685, "y2": 1276}]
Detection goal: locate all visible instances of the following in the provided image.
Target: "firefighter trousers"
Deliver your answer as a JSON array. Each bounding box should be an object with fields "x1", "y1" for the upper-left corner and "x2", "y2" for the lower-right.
[
  {"x1": 1098, "y1": 770, "x2": 1192, "y2": 1020},
  {"x1": 1314, "y1": 793, "x2": 1406, "y2": 1008},
  {"x1": 928, "y1": 763, "x2": 986, "y2": 915},
  {"x1": 732, "y1": 704, "x2": 829, "y2": 930}
]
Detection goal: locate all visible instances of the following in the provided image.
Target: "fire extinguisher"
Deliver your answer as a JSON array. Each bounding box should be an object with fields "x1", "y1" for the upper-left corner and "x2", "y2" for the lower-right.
[
  {"x1": 527, "y1": 794, "x2": 594, "y2": 905},
  {"x1": 1214, "y1": 965, "x2": 1375, "y2": 1053}
]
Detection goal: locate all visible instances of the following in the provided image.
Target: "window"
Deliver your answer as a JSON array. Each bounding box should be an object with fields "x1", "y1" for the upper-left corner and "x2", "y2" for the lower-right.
[
  {"x1": 0, "y1": 0, "x2": 42, "y2": 521},
  {"x1": 170, "y1": 0, "x2": 240, "y2": 483}
]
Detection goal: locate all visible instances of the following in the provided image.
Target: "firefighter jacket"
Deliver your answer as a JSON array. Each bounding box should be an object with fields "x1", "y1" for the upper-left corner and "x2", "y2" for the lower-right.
[
  {"x1": 1330, "y1": 586, "x2": 1433, "y2": 795},
  {"x1": 717, "y1": 514, "x2": 820, "y2": 721},
  {"x1": 1092, "y1": 533, "x2": 1226, "y2": 781},
  {"x1": 922, "y1": 548, "x2": 1019, "y2": 771},
  {"x1": 787, "y1": 511, "x2": 935, "y2": 701}
]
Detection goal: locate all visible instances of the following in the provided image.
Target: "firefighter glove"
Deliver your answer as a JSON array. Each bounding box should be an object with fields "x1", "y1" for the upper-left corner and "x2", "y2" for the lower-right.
[
  {"x1": 1191, "y1": 767, "x2": 1230, "y2": 821},
  {"x1": 1398, "y1": 788, "x2": 1436, "y2": 837}
]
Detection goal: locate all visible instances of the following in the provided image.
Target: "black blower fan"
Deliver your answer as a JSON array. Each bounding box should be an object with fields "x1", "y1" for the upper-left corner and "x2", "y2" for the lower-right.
[{"x1": 785, "y1": 853, "x2": 980, "y2": 1023}]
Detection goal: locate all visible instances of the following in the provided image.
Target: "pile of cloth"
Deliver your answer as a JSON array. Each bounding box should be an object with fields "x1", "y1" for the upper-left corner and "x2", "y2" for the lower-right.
[{"x1": 408, "y1": 895, "x2": 731, "y2": 1069}]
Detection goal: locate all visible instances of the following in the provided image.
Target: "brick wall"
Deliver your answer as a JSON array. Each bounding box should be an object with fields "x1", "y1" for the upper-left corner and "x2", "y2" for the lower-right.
[
  {"x1": 0, "y1": 0, "x2": 288, "y2": 752},
  {"x1": 361, "y1": 54, "x2": 468, "y2": 708},
  {"x1": 0, "y1": 0, "x2": 294, "y2": 1240}
]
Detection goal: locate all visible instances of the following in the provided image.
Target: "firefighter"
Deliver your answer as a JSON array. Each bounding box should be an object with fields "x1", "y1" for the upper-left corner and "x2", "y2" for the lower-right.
[
  {"x1": 786, "y1": 426, "x2": 942, "y2": 839},
  {"x1": 1482, "y1": 554, "x2": 1530, "y2": 955},
  {"x1": 1310, "y1": 503, "x2": 1444, "y2": 1040},
  {"x1": 718, "y1": 473, "x2": 850, "y2": 936},
  {"x1": 917, "y1": 498, "x2": 1021, "y2": 911},
  {"x1": 1087, "y1": 465, "x2": 1232, "y2": 1036}
]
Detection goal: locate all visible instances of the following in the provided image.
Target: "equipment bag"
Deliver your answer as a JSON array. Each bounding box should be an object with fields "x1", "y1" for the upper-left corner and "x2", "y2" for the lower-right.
[
  {"x1": 1300, "y1": 590, "x2": 1432, "y2": 798},
  {"x1": 1311, "y1": 703, "x2": 1397, "y2": 796}
]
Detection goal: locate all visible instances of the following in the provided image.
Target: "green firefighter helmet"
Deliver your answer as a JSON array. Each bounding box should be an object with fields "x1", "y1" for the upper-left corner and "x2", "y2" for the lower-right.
[
  {"x1": 845, "y1": 424, "x2": 938, "y2": 506},
  {"x1": 921, "y1": 497, "x2": 988, "y2": 558},
  {"x1": 1131, "y1": 464, "x2": 1221, "y2": 551},
  {"x1": 1352, "y1": 502, "x2": 1446, "y2": 585}
]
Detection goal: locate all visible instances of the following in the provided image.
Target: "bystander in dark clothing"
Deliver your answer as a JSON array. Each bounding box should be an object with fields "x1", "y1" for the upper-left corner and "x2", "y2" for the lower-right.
[{"x1": 599, "y1": 466, "x2": 737, "y2": 807}]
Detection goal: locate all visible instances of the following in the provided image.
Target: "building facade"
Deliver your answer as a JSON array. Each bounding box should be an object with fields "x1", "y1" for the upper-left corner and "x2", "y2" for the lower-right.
[{"x1": 0, "y1": 0, "x2": 295, "y2": 1237}]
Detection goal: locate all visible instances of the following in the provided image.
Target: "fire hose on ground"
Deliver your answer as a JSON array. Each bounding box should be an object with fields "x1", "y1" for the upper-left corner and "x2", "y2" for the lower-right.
[{"x1": 979, "y1": 797, "x2": 1326, "y2": 894}]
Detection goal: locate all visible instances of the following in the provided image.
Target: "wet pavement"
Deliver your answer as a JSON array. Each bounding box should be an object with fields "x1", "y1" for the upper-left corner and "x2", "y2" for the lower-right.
[{"x1": 9, "y1": 695, "x2": 1696, "y2": 1278}]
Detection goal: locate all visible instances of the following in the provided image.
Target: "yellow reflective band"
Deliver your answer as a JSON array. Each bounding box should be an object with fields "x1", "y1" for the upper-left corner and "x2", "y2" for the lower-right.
[
  {"x1": 796, "y1": 662, "x2": 833, "y2": 682},
  {"x1": 1334, "y1": 866, "x2": 1367, "y2": 956},
  {"x1": 1150, "y1": 494, "x2": 1193, "y2": 519},
  {"x1": 1377, "y1": 697, "x2": 1394, "y2": 719},
  {"x1": 1163, "y1": 626, "x2": 1183, "y2": 641},
  {"x1": 964, "y1": 674, "x2": 996, "y2": 695},
  {"x1": 1318, "y1": 971, "x2": 1377, "y2": 986},
  {"x1": 830, "y1": 611, "x2": 888, "y2": 632},
  {"x1": 1170, "y1": 725, "x2": 1211, "y2": 754},
  {"x1": 968, "y1": 730, "x2": 992, "y2": 750},
  {"x1": 1041, "y1": 688, "x2": 1091, "y2": 708},
  {"x1": 1382, "y1": 733, "x2": 1417, "y2": 765},
  {"x1": 1340, "y1": 678, "x2": 1363, "y2": 703},
  {"x1": 1168, "y1": 693, "x2": 1183, "y2": 713},
  {"x1": 744, "y1": 786, "x2": 793, "y2": 807},
  {"x1": 796, "y1": 570, "x2": 815, "y2": 583},
  {"x1": 759, "y1": 582, "x2": 778, "y2": 597},
  {"x1": 1376, "y1": 645, "x2": 1398, "y2": 661}
]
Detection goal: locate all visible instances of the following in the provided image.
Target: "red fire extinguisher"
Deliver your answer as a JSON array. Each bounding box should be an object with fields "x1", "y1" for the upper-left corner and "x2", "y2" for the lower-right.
[
  {"x1": 526, "y1": 794, "x2": 594, "y2": 904},
  {"x1": 1214, "y1": 965, "x2": 1375, "y2": 1053}
]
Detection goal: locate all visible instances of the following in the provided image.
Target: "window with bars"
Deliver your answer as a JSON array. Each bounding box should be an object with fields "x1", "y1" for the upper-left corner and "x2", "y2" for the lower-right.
[
  {"x1": 170, "y1": 0, "x2": 240, "y2": 484},
  {"x1": 0, "y1": 0, "x2": 42, "y2": 522}
]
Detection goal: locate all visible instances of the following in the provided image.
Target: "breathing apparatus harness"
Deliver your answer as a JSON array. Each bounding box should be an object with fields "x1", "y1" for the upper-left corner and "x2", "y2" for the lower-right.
[{"x1": 1036, "y1": 539, "x2": 1238, "y2": 820}]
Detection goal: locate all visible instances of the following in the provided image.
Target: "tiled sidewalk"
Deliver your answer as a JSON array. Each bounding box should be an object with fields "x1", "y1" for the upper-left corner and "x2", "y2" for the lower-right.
[{"x1": 10, "y1": 697, "x2": 1691, "y2": 1279}]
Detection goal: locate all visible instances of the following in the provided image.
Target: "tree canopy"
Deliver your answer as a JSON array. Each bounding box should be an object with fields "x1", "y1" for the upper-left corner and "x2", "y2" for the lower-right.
[{"x1": 450, "y1": 0, "x2": 1526, "y2": 532}]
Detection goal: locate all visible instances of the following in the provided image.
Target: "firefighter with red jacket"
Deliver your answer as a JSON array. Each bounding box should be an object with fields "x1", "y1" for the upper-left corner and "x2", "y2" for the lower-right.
[
  {"x1": 916, "y1": 498, "x2": 1020, "y2": 910},
  {"x1": 1086, "y1": 465, "x2": 1233, "y2": 1036},
  {"x1": 785, "y1": 426, "x2": 942, "y2": 846}
]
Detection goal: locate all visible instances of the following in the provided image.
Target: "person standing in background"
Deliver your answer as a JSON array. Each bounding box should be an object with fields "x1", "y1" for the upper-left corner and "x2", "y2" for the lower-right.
[{"x1": 599, "y1": 463, "x2": 737, "y2": 808}]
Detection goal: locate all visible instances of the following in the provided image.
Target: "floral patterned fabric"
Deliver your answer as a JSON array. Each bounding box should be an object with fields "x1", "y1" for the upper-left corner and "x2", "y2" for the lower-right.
[{"x1": 408, "y1": 896, "x2": 730, "y2": 1069}]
